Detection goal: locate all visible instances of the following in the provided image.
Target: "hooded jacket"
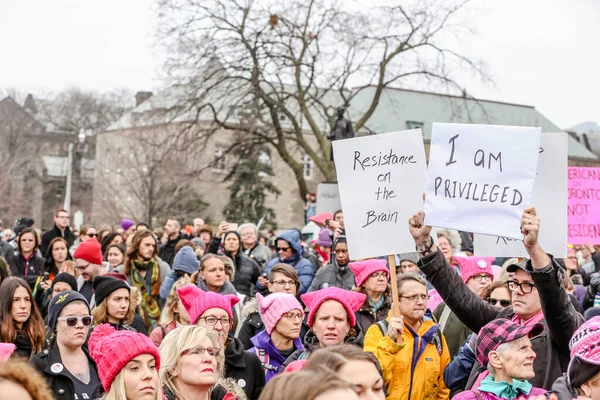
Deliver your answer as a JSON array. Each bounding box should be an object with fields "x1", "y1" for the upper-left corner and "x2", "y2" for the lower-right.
[
  {"x1": 419, "y1": 249, "x2": 583, "y2": 391},
  {"x1": 307, "y1": 237, "x2": 354, "y2": 292},
  {"x1": 258, "y1": 230, "x2": 314, "y2": 294},
  {"x1": 364, "y1": 316, "x2": 451, "y2": 400},
  {"x1": 224, "y1": 336, "x2": 266, "y2": 400},
  {"x1": 207, "y1": 233, "x2": 261, "y2": 296},
  {"x1": 356, "y1": 295, "x2": 392, "y2": 336},
  {"x1": 249, "y1": 330, "x2": 304, "y2": 382}
]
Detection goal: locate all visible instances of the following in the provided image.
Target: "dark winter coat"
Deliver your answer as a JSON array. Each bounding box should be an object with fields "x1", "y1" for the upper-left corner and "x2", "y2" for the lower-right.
[
  {"x1": 258, "y1": 230, "x2": 314, "y2": 294},
  {"x1": 7, "y1": 251, "x2": 45, "y2": 288},
  {"x1": 419, "y1": 249, "x2": 583, "y2": 390},
  {"x1": 355, "y1": 295, "x2": 392, "y2": 336},
  {"x1": 245, "y1": 242, "x2": 273, "y2": 269},
  {"x1": 29, "y1": 341, "x2": 100, "y2": 400},
  {"x1": 40, "y1": 225, "x2": 75, "y2": 258},
  {"x1": 550, "y1": 374, "x2": 579, "y2": 399},
  {"x1": 224, "y1": 336, "x2": 266, "y2": 400},
  {"x1": 307, "y1": 262, "x2": 355, "y2": 292},
  {"x1": 207, "y1": 235, "x2": 261, "y2": 296},
  {"x1": 159, "y1": 232, "x2": 184, "y2": 267}
]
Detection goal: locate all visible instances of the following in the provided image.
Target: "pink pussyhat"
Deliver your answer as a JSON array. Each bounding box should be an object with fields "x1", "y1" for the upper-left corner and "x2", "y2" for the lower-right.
[
  {"x1": 256, "y1": 293, "x2": 304, "y2": 334},
  {"x1": 455, "y1": 256, "x2": 496, "y2": 283},
  {"x1": 301, "y1": 287, "x2": 366, "y2": 328},
  {"x1": 0, "y1": 343, "x2": 15, "y2": 360},
  {"x1": 177, "y1": 285, "x2": 240, "y2": 324},
  {"x1": 349, "y1": 259, "x2": 389, "y2": 288},
  {"x1": 568, "y1": 316, "x2": 600, "y2": 386}
]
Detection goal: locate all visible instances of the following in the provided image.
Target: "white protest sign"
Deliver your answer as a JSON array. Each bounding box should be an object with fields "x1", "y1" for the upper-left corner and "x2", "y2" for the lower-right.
[
  {"x1": 424, "y1": 123, "x2": 541, "y2": 239},
  {"x1": 316, "y1": 183, "x2": 341, "y2": 214},
  {"x1": 474, "y1": 132, "x2": 568, "y2": 258},
  {"x1": 333, "y1": 129, "x2": 427, "y2": 260}
]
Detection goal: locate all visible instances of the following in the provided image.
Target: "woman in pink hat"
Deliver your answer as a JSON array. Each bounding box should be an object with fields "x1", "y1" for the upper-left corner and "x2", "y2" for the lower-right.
[
  {"x1": 281, "y1": 286, "x2": 366, "y2": 370},
  {"x1": 88, "y1": 323, "x2": 161, "y2": 400},
  {"x1": 350, "y1": 259, "x2": 391, "y2": 335},
  {"x1": 177, "y1": 286, "x2": 265, "y2": 400}
]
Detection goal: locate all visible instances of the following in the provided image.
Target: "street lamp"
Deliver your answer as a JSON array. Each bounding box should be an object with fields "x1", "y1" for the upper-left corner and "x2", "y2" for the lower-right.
[{"x1": 63, "y1": 130, "x2": 87, "y2": 214}]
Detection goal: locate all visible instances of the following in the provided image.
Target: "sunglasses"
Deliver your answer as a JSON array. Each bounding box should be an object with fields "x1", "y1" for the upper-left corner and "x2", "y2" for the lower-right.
[
  {"x1": 487, "y1": 298, "x2": 511, "y2": 308},
  {"x1": 57, "y1": 316, "x2": 93, "y2": 327},
  {"x1": 276, "y1": 247, "x2": 291, "y2": 252},
  {"x1": 87, "y1": 233, "x2": 97, "y2": 238}
]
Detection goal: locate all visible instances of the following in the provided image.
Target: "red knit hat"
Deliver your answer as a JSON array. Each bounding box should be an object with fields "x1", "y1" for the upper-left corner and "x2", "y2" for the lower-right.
[
  {"x1": 349, "y1": 259, "x2": 389, "y2": 288},
  {"x1": 177, "y1": 286, "x2": 240, "y2": 324},
  {"x1": 455, "y1": 256, "x2": 495, "y2": 283},
  {"x1": 301, "y1": 287, "x2": 366, "y2": 328},
  {"x1": 89, "y1": 324, "x2": 160, "y2": 391},
  {"x1": 73, "y1": 238, "x2": 103, "y2": 265}
]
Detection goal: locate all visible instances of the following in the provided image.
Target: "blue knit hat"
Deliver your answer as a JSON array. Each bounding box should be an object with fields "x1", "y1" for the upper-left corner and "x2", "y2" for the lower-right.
[{"x1": 173, "y1": 246, "x2": 200, "y2": 275}]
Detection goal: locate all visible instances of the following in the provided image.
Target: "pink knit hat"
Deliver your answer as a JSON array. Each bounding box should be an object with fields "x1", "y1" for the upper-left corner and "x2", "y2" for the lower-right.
[
  {"x1": 0, "y1": 343, "x2": 15, "y2": 361},
  {"x1": 455, "y1": 256, "x2": 495, "y2": 283},
  {"x1": 177, "y1": 285, "x2": 240, "y2": 324},
  {"x1": 256, "y1": 293, "x2": 304, "y2": 334},
  {"x1": 349, "y1": 259, "x2": 389, "y2": 288},
  {"x1": 89, "y1": 324, "x2": 160, "y2": 391},
  {"x1": 301, "y1": 287, "x2": 366, "y2": 328}
]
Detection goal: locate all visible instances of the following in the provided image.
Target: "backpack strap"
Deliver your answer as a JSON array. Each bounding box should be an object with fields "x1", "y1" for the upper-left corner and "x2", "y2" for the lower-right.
[
  {"x1": 255, "y1": 348, "x2": 278, "y2": 372},
  {"x1": 438, "y1": 304, "x2": 453, "y2": 331},
  {"x1": 377, "y1": 320, "x2": 389, "y2": 337}
]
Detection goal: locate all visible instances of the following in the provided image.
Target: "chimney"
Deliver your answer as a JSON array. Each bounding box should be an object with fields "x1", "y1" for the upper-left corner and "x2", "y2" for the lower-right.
[
  {"x1": 23, "y1": 94, "x2": 38, "y2": 114},
  {"x1": 135, "y1": 91, "x2": 153, "y2": 106}
]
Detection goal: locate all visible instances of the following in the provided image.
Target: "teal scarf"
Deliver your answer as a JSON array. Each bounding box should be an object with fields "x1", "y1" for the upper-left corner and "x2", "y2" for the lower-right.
[
  {"x1": 478, "y1": 375, "x2": 533, "y2": 399},
  {"x1": 369, "y1": 296, "x2": 385, "y2": 312}
]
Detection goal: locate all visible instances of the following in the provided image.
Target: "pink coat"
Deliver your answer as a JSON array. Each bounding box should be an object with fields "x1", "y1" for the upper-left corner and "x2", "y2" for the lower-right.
[{"x1": 454, "y1": 371, "x2": 546, "y2": 400}]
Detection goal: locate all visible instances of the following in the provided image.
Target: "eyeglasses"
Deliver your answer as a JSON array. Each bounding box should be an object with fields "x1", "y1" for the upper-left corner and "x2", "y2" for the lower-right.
[
  {"x1": 182, "y1": 346, "x2": 221, "y2": 358},
  {"x1": 276, "y1": 247, "x2": 291, "y2": 252},
  {"x1": 370, "y1": 272, "x2": 387, "y2": 279},
  {"x1": 57, "y1": 316, "x2": 93, "y2": 327},
  {"x1": 400, "y1": 294, "x2": 429, "y2": 302},
  {"x1": 506, "y1": 280, "x2": 535, "y2": 294},
  {"x1": 198, "y1": 316, "x2": 231, "y2": 326},
  {"x1": 271, "y1": 280, "x2": 297, "y2": 288},
  {"x1": 470, "y1": 274, "x2": 493, "y2": 283},
  {"x1": 282, "y1": 311, "x2": 303, "y2": 321},
  {"x1": 487, "y1": 298, "x2": 511, "y2": 307},
  {"x1": 74, "y1": 262, "x2": 91, "y2": 271}
]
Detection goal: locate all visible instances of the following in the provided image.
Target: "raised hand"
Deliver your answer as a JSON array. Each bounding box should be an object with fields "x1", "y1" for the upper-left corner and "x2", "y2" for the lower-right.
[{"x1": 408, "y1": 211, "x2": 432, "y2": 245}]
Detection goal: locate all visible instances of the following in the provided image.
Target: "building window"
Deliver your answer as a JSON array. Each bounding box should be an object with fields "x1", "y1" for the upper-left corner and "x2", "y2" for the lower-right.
[
  {"x1": 302, "y1": 153, "x2": 313, "y2": 180},
  {"x1": 214, "y1": 147, "x2": 226, "y2": 171},
  {"x1": 406, "y1": 121, "x2": 424, "y2": 130}
]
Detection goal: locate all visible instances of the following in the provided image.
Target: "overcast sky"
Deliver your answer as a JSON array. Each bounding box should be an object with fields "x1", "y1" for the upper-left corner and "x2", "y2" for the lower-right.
[{"x1": 0, "y1": 0, "x2": 598, "y2": 129}]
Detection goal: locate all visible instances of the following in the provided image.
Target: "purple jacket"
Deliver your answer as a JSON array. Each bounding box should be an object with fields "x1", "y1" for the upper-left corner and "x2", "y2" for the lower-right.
[{"x1": 249, "y1": 330, "x2": 304, "y2": 382}]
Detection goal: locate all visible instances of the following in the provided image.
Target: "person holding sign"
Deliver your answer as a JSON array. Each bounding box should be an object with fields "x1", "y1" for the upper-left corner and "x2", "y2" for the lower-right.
[
  {"x1": 363, "y1": 273, "x2": 451, "y2": 400},
  {"x1": 407, "y1": 206, "x2": 583, "y2": 390}
]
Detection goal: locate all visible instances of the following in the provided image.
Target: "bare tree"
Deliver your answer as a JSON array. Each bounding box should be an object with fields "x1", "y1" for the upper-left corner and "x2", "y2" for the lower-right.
[{"x1": 155, "y1": 0, "x2": 491, "y2": 199}]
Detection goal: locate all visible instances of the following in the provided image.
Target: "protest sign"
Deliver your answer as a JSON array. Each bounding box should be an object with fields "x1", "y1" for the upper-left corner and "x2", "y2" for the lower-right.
[
  {"x1": 424, "y1": 123, "x2": 541, "y2": 239},
  {"x1": 332, "y1": 129, "x2": 427, "y2": 260},
  {"x1": 474, "y1": 132, "x2": 568, "y2": 258},
  {"x1": 568, "y1": 167, "x2": 600, "y2": 244},
  {"x1": 316, "y1": 183, "x2": 341, "y2": 214}
]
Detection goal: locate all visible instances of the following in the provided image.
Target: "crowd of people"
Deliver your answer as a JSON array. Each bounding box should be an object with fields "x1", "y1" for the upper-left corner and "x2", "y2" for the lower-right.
[{"x1": 0, "y1": 205, "x2": 598, "y2": 400}]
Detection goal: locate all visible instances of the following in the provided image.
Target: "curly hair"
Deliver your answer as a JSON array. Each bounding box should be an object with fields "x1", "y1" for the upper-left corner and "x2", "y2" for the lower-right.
[{"x1": 0, "y1": 359, "x2": 54, "y2": 400}]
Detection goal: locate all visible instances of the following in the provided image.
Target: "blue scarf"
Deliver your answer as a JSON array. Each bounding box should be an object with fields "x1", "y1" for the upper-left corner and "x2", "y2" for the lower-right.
[
  {"x1": 478, "y1": 375, "x2": 533, "y2": 399},
  {"x1": 369, "y1": 296, "x2": 385, "y2": 312}
]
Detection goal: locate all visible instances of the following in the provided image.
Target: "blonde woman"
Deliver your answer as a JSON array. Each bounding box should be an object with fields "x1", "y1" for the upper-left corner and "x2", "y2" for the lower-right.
[
  {"x1": 150, "y1": 280, "x2": 192, "y2": 347},
  {"x1": 159, "y1": 325, "x2": 240, "y2": 400},
  {"x1": 89, "y1": 324, "x2": 161, "y2": 400}
]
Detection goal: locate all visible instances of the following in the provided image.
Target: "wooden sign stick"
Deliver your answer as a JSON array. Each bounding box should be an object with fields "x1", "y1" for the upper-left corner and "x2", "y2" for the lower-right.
[{"x1": 387, "y1": 255, "x2": 401, "y2": 318}]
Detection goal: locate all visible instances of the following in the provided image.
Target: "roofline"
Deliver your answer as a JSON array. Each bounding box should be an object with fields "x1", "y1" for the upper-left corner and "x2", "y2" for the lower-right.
[{"x1": 355, "y1": 85, "x2": 535, "y2": 109}]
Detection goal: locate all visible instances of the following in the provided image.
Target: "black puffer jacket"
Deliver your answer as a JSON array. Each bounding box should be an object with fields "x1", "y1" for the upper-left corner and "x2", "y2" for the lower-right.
[
  {"x1": 224, "y1": 336, "x2": 265, "y2": 400},
  {"x1": 419, "y1": 249, "x2": 583, "y2": 390},
  {"x1": 207, "y1": 235, "x2": 260, "y2": 296},
  {"x1": 7, "y1": 251, "x2": 45, "y2": 288},
  {"x1": 29, "y1": 341, "x2": 100, "y2": 400}
]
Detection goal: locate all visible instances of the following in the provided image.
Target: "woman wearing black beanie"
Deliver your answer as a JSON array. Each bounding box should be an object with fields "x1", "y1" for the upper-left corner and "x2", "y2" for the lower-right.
[
  {"x1": 35, "y1": 272, "x2": 78, "y2": 319},
  {"x1": 90, "y1": 276, "x2": 136, "y2": 332}
]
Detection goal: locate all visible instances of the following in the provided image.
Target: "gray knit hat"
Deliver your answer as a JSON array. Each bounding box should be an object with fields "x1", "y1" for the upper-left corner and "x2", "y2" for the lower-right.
[{"x1": 48, "y1": 290, "x2": 90, "y2": 331}]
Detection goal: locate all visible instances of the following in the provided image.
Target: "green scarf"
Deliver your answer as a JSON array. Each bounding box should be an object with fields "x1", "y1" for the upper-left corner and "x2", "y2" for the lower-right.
[
  {"x1": 130, "y1": 259, "x2": 161, "y2": 329},
  {"x1": 477, "y1": 375, "x2": 533, "y2": 399}
]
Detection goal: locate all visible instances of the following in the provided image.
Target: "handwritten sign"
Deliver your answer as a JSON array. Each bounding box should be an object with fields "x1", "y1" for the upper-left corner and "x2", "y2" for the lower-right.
[
  {"x1": 474, "y1": 132, "x2": 568, "y2": 257},
  {"x1": 568, "y1": 167, "x2": 600, "y2": 244},
  {"x1": 332, "y1": 129, "x2": 427, "y2": 259},
  {"x1": 424, "y1": 123, "x2": 541, "y2": 239},
  {"x1": 316, "y1": 183, "x2": 341, "y2": 214}
]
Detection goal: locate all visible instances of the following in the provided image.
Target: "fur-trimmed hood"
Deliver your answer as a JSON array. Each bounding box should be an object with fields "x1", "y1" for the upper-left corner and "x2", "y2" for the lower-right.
[{"x1": 241, "y1": 297, "x2": 259, "y2": 319}]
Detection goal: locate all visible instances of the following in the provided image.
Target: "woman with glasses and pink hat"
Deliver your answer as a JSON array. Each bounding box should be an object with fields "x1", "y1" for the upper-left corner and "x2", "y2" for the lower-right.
[{"x1": 350, "y1": 259, "x2": 392, "y2": 335}]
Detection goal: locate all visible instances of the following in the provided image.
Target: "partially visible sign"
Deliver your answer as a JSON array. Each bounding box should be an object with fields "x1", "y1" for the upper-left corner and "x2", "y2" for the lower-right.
[
  {"x1": 568, "y1": 167, "x2": 600, "y2": 244},
  {"x1": 424, "y1": 123, "x2": 541, "y2": 239},
  {"x1": 316, "y1": 183, "x2": 341, "y2": 214},
  {"x1": 73, "y1": 210, "x2": 84, "y2": 231},
  {"x1": 474, "y1": 132, "x2": 568, "y2": 258},
  {"x1": 333, "y1": 129, "x2": 428, "y2": 260}
]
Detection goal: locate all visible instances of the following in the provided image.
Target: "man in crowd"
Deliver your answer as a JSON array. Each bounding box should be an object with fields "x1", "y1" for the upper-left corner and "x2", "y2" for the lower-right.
[
  {"x1": 159, "y1": 217, "x2": 183, "y2": 266},
  {"x1": 408, "y1": 206, "x2": 583, "y2": 390},
  {"x1": 0, "y1": 219, "x2": 12, "y2": 259},
  {"x1": 192, "y1": 217, "x2": 205, "y2": 236},
  {"x1": 41, "y1": 209, "x2": 75, "y2": 256},
  {"x1": 73, "y1": 238, "x2": 105, "y2": 307},
  {"x1": 239, "y1": 223, "x2": 272, "y2": 269}
]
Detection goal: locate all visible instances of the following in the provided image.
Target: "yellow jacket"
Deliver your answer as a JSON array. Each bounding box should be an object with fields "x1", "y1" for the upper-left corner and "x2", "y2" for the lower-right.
[{"x1": 364, "y1": 318, "x2": 450, "y2": 400}]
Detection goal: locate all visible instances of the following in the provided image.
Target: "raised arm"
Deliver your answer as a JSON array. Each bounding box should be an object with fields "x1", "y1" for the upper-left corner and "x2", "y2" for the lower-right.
[{"x1": 408, "y1": 211, "x2": 501, "y2": 333}]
